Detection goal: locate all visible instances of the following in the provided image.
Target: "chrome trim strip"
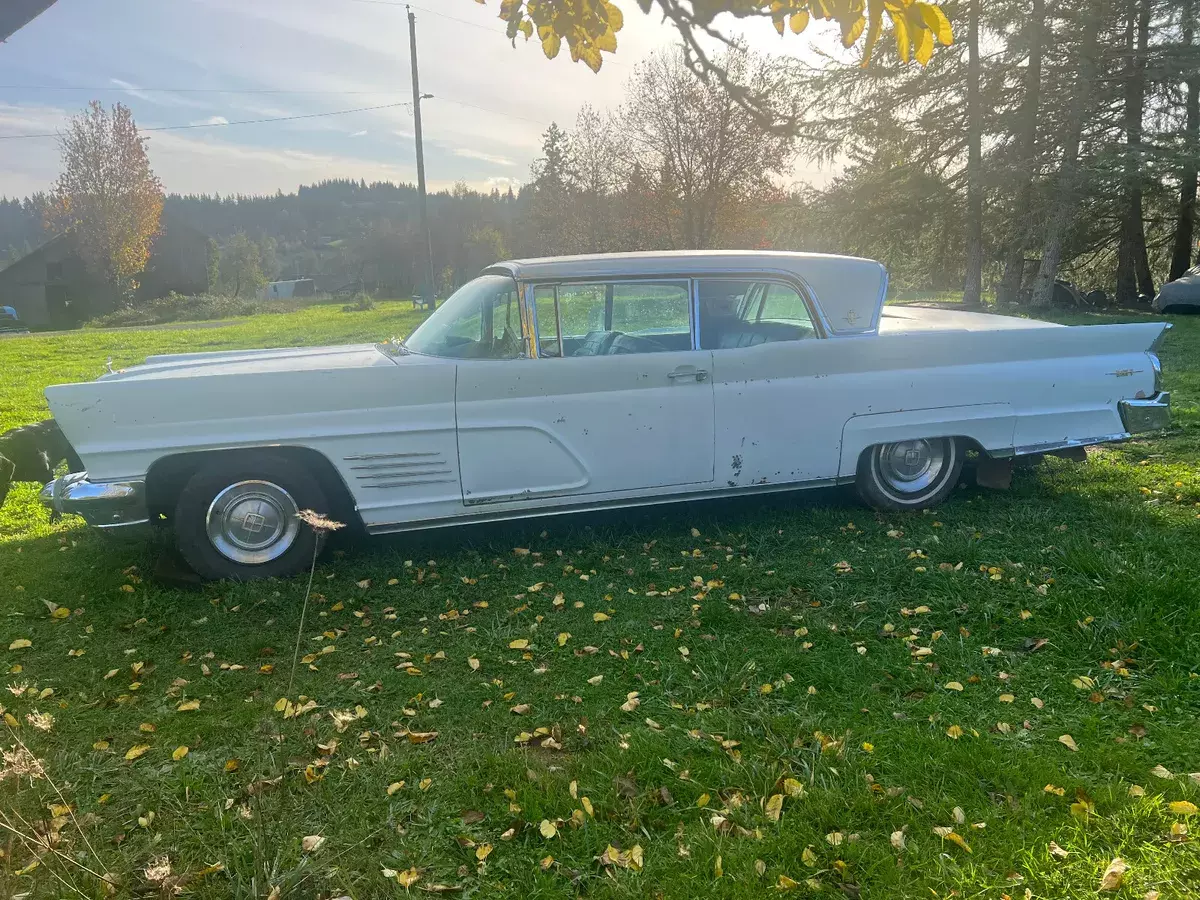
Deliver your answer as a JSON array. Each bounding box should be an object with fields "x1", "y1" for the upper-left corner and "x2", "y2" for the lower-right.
[
  {"x1": 1006, "y1": 432, "x2": 1132, "y2": 457},
  {"x1": 368, "y1": 476, "x2": 843, "y2": 533},
  {"x1": 360, "y1": 477, "x2": 457, "y2": 489},
  {"x1": 349, "y1": 460, "x2": 446, "y2": 471},
  {"x1": 342, "y1": 451, "x2": 441, "y2": 461},
  {"x1": 355, "y1": 469, "x2": 452, "y2": 480}
]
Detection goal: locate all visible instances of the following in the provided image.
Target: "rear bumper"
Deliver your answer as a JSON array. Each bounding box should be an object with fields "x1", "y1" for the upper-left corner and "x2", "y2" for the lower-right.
[
  {"x1": 1119, "y1": 392, "x2": 1171, "y2": 434},
  {"x1": 39, "y1": 472, "x2": 150, "y2": 530}
]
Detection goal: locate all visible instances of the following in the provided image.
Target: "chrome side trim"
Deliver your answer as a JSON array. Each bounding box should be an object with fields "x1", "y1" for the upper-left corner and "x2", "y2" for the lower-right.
[
  {"x1": 343, "y1": 451, "x2": 440, "y2": 461},
  {"x1": 39, "y1": 472, "x2": 149, "y2": 529},
  {"x1": 360, "y1": 477, "x2": 457, "y2": 489},
  {"x1": 356, "y1": 469, "x2": 452, "y2": 481},
  {"x1": 1119, "y1": 392, "x2": 1171, "y2": 434},
  {"x1": 367, "y1": 476, "x2": 843, "y2": 534},
  {"x1": 1001, "y1": 432, "x2": 1132, "y2": 458},
  {"x1": 349, "y1": 460, "x2": 448, "y2": 471}
]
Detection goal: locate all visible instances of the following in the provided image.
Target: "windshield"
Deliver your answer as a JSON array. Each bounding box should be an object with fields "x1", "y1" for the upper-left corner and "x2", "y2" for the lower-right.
[{"x1": 404, "y1": 274, "x2": 524, "y2": 359}]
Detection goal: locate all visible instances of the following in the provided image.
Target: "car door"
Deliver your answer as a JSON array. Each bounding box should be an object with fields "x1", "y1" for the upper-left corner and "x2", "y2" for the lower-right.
[
  {"x1": 456, "y1": 278, "x2": 715, "y2": 507},
  {"x1": 699, "y1": 277, "x2": 846, "y2": 487}
]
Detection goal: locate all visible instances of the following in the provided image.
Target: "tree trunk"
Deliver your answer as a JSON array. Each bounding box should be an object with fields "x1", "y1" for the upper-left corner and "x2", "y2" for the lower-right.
[
  {"x1": 1123, "y1": 0, "x2": 1156, "y2": 300},
  {"x1": 1170, "y1": 0, "x2": 1199, "y2": 281},
  {"x1": 998, "y1": 0, "x2": 1045, "y2": 305},
  {"x1": 1031, "y1": 4, "x2": 1102, "y2": 308},
  {"x1": 1116, "y1": 0, "x2": 1139, "y2": 305},
  {"x1": 963, "y1": 0, "x2": 984, "y2": 307}
]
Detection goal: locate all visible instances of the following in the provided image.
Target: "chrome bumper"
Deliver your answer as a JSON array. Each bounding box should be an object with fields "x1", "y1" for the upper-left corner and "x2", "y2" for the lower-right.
[
  {"x1": 1119, "y1": 392, "x2": 1171, "y2": 435},
  {"x1": 39, "y1": 472, "x2": 150, "y2": 529}
]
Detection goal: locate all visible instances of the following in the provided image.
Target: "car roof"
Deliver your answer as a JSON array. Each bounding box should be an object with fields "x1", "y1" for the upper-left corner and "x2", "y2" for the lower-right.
[{"x1": 484, "y1": 250, "x2": 881, "y2": 282}]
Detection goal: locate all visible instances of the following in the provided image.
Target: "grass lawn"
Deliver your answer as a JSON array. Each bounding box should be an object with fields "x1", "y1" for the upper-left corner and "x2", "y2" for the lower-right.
[{"x1": 1, "y1": 304, "x2": 1198, "y2": 899}]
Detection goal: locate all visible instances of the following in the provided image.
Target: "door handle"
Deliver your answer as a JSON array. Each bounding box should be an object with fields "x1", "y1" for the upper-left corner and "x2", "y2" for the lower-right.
[{"x1": 668, "y1": 368, "x2": 708, "y2": 382}]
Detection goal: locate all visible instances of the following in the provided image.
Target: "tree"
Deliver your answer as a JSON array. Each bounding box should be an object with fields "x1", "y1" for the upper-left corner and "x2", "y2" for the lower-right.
[
  {"x1": 962, "y1": 0, "x2": 984, "y2": 306},
  {"x1": 1170, "y1": 0, "x2": 1199, "y2": 280},
  {"x1": 1031, "y1": 3, "x2": 1102, "y2": 308},
  {"x1": 205, "y1": 238, "x2": 220, "y2": 291},
  {"x1": 217, "y1": 232, "x2": 266, "y2": 298},
  {"x1": 481, "y1": 0, "x2": 954, "y2": 126},
  {"x1": 47, "y1": 101, "x2": 163, "y2": 302},
  {"x1": 622, "y1": 49, "x2": 797, "y2": 249},
  {"x1": 997, "y1": 0, "x2": 1046, "y2": 305},
  {"x1": 1115, "y1": 0, "x2": 1155, "y2": 303}
]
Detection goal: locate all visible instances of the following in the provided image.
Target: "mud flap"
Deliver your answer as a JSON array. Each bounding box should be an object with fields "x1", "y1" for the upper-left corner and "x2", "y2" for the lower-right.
[{"x1": 975, "y1": 457, "x2": 1014, "y2": 490}]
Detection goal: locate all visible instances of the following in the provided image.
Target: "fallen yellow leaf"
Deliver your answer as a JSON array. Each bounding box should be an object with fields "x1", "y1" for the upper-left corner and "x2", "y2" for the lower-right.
[
  {"x1": 387, "y1": 781, "x2": 404, "y2": 795},
  {"x1": 1058, "y1": 734, "x2": 1079, "y2": 752},
  {"x1": 946, "y1": 725, "x2": 964, "y2": 739},
  {"x1": 765, "y1": 793, "x2": 783, "y2": 822},
  {"x1": 172, "y1": 746, "x2": 189, "y2": 761},
  {"x1": 8, "y1": 638, "x2": 31, "y2": 651},
  {"x1": 592, "y1": 612, "x2": 610, "y2": 622},
  {"x1": 1169, "y1": 800, "x2": 1198, "y2": 816},
  {"x1": 1098, "y1": 857, "x2": 1126, "y2": 892},
  {"x1": 508, "y1": 639, "x2": 529, "y2": 650},
  {"x1": 475, "y1": 843, "x2": 493, "y2": 861},
  {"x1": 176, "y1": 699, "x2": 200, "y2": 712},
  {"x1": 539, "y1": 819, "x2": 558, "y2": 839},
  {"x1": 301, "y1": 834, "x2": 325, "y2": 853},
  {"x1": 124, "y1": 743, "x2": 151, "y2": 761}
]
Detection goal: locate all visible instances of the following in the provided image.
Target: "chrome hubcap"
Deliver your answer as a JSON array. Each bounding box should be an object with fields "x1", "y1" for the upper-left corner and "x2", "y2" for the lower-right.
[
  {"x1": 205, "y1": 480, "x2": 300, "y2": 565},
  {"x1": 877, "y1": 439, "x2": 948, "y2": 495}
]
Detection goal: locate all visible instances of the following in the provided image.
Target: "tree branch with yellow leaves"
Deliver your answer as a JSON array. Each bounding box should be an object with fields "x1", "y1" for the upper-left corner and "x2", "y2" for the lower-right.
[{"x1": 476, "y1": 0, "x2": 953, "y2": 132}]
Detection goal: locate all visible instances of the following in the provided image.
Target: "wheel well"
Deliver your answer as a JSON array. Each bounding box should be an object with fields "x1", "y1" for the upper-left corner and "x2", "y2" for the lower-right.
[
  {"x1": 146, "y1": 447, "x2": 360, "y2": 529},
  {"x1": 855, "y1": 435, "x2": 988, "y2": 471}
]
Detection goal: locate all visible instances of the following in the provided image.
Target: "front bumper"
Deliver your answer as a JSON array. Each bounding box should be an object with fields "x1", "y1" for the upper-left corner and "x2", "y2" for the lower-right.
[
  {"x1": 40, "y1": 472, "x2": 150, "y2": 530},
  {"x1": 1119, "y1": 392, "x2": 1171, "y2": 434}
]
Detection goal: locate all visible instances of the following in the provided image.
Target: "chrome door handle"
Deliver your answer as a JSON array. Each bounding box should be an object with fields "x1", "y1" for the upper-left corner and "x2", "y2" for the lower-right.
[{"x1": 668, "y1": 369, "x2": 708, "y2": 382}]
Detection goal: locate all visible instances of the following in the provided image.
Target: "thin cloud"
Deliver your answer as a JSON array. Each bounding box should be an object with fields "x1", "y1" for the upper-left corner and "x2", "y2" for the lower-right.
[{"x1": 453, "y1": 148, "x2": 514, "y2": 166}]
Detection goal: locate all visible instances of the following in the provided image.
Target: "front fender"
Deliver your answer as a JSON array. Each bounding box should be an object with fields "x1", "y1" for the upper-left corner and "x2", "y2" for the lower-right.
[{"x1": 838, "y1": 403, "x2": 1016, "y2": 479}]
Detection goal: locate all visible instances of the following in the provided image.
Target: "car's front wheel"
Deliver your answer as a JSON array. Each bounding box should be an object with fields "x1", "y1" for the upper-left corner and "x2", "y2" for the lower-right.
[
  {"x1": 856, "y1": 438, "x2": 963, "y2": 511},
  {"x1": 174, "y1": 455, "x2": 328, "y2": 581}
]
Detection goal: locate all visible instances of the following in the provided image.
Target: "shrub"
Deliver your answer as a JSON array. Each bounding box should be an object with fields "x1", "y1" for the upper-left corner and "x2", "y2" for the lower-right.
[{"x1": 89, "y1": 292, "x2": 259, "y2": 327}]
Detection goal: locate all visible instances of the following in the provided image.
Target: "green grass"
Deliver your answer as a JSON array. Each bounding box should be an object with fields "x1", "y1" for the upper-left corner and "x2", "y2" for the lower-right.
[{"x1": 1, "y1": 306, "x2": 1198, "y2": 898}]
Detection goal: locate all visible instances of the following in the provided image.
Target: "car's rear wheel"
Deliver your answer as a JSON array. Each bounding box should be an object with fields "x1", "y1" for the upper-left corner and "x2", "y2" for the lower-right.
[
  {"x1": 174, "y1": 454, "x2": 328, "y2": 581},
  {"x1": 856, "y1": 438, "x2": 963, "y2": 511}
]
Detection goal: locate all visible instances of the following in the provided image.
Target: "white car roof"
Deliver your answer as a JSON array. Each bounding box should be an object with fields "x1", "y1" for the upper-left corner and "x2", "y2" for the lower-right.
[{"x1": 484, "y1": 251, "x2": 889, "y2": 335}]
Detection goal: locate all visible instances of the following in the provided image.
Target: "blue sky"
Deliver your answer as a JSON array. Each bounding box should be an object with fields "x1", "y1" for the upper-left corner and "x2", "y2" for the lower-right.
[{"x1": 0, "y1": 0, "x2": 832, "y2": 198}]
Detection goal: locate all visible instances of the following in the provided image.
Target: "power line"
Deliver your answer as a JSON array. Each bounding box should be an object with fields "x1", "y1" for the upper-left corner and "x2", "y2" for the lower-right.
[
  {"x1": 0, "y1": 85, "x2": 409, "y2": 95},
  {"x1": 0, "y1": 101, "x2": 409, "y2": 140}
]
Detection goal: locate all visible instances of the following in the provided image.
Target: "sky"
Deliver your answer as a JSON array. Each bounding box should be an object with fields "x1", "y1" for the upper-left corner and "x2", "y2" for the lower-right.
[{"x1": 0, "y1": 0, "x2": 839, "y2": 199}]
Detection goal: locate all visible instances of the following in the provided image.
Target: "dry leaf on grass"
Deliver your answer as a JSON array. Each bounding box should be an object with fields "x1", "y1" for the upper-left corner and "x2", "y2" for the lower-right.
[{"x1": 1099, "y1": 857, "x2": 1127, "y2": 892}]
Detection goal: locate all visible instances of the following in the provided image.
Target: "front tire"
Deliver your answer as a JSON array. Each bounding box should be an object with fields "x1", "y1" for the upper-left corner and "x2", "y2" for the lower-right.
[
  {"x1": 856, "y1": 438, "x2": 963, "y2": 511},
  {"x1": 174, "y1": 454, "x2": 329, "y2": 581}
]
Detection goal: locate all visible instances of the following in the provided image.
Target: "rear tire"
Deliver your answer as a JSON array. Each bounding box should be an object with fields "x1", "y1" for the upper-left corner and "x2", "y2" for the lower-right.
[
  {"x1": 856, "y1": 438, "x2": 963, "y2": 511},
  {"x1": 174, "y1": 454, "x2": 328, "y2": 581}
]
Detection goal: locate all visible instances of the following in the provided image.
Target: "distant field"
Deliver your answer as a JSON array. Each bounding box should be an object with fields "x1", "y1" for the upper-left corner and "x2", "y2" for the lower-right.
[{"x1": 1, "y1": 304, "x2": 1198, "y2": 899}]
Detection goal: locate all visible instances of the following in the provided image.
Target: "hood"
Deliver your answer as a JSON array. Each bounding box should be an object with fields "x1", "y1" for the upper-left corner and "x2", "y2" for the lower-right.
[{"x1": 93, "y1": 343, "x2": 415, "y2": 382}]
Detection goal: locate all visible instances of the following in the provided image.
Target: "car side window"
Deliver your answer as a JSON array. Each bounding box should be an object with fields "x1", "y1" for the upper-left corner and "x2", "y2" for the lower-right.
[
  {"x1": 699, "y1": 279, "x2": 817, "y2": 350},
  {"x1": 534, "y1": 281, "x2": 692, "y2": 357}
]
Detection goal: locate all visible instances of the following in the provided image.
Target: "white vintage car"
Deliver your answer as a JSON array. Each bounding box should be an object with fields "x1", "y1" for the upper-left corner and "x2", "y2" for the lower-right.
[{"x1": 40, "y1": 251, "x2": 1170, "y2": 581}]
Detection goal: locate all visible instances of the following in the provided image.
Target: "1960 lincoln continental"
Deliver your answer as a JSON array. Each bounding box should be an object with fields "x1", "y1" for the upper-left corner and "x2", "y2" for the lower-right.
[{"x1": 39, "y1": 251, "x2": 1171, "y2": 581}]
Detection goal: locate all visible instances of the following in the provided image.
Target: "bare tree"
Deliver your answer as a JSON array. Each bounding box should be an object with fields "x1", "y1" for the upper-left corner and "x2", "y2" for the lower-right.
[{"x1": 622, "y1": 49, "x2": 796, "y2": 249}]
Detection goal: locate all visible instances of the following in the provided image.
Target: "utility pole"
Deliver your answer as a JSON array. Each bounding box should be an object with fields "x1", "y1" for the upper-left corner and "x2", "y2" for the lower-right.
[{"x1": 407, "y1": 6, "x2": 436, "y2": 307}]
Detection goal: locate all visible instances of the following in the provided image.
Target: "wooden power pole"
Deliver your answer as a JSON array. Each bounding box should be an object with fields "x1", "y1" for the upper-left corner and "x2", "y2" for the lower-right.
[{"x1": 407, "y1": 6, "x2": 436, "y2": 306}]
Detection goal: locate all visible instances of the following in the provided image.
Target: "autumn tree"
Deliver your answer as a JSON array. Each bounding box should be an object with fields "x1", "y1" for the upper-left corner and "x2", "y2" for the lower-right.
[{"x1": 47, "y1": 101, "x2": 163, "y2": 302}]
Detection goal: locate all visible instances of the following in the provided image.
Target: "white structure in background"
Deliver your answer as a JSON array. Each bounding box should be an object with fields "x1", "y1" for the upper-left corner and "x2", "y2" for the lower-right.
[
  {"x1": 260, "y1": 279, "x2": 316, "y2": 301},
  {"x1": 38, "y1": 251, "x2": 1170, "y2": 581}
]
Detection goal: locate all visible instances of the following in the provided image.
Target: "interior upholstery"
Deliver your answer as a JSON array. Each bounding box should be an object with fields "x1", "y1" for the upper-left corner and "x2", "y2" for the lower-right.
[{"x1": 712, "y1": 321, "x2": 811, "y2": 350}]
